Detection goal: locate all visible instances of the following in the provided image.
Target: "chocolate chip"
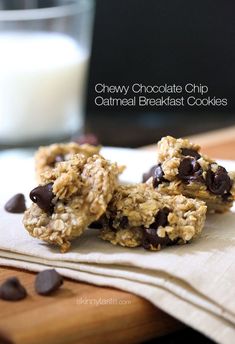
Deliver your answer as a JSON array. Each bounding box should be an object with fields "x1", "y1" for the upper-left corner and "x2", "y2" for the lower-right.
[
  {"x1": 0, "y1": 277, "x2": 27, "y2": 301},
  {"x1": 99, "y1": 215, "x2": 128, "y2": 232},
  {"x1": 49, "y1": 154, "x2": 65, "y2": 167},
  {"x1": 222, "y1": 192, "x2": 232, "y2": 202},
  {"x1": 142, "y1": 165, "x2": 157, "y2": 182},
  {"x1": 73, "y1": 133, "x2": 99, "y2": 146},
  {"x1": 108, "y1": 217, "x2": 117, "y2": 231},
  {"x1": 142, "y1": 207, "x2": 173, "y2": 250},
  {"x1": 0, "y1": 331, "x2": 14, "y2": 344},
  {"x1": 181, "y1": 148, "x2": 201, "y2": 160},
  {"x1": 30, "y1": 183, "x2": 54, "y2": 214},
  {"x1": 4, "y1": 193, "x2": 26, "y2": 213},
  {"x1": 35, "y1": 269, "x2": 63, "y2": 296},
  {"x1": 98, "y1": 216, "x2": 114, "y2": 231},
  {"x1": 150, "y1": 207, "x2": 170, "y2": 228},
  {"x1": 153, "y1": 164, "x2": 167, "y2": 187},
  {"x1": 143, "y1": 164, "x2": 166, "y2": 187},
  {"x1": 206, "y1": 166, "x2": 232, "y2": 195},
  {"x1": 106, "y1": 216, "x2": 128, "y2": 231},
  {"x1": 142, "y1": 228, "x2": 174, "y2": 250},
  {"x1": 119, "y1": 216, "x2": 129, "y2": 228},
  {"x1": 178, "y1": 157, "x2": 203, "y2": 182}
]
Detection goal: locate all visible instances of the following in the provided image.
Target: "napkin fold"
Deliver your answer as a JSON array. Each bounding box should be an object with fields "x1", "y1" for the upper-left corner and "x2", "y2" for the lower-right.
[{"x1": 0, "y1": 204, "x2": 235, "y2": 344}]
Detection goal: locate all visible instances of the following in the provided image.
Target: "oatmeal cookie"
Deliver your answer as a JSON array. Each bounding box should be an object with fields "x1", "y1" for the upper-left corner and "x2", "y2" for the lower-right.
[
  {"x1": 143, "y1": 136, "x2": 235, "y2": 213},
  {"x1": 35, "y1": 142, "x2": 100, "y2": 182},
  {"x1": 100, "y1": 183, "x2": 207, "y2": 251},
  {"x1": 23, "y1": 154, "x2": 120, "y2": 252}
]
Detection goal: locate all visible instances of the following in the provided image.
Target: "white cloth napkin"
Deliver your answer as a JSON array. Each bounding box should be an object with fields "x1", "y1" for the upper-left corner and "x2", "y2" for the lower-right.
[{"x1": 0, "y1": 148, "x2": 235, "y2": 344}]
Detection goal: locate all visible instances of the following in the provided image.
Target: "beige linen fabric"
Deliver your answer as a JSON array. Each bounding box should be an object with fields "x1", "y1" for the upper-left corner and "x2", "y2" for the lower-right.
[{"x1": 0, "y1": 204, "x2": 235, "y2": 344}]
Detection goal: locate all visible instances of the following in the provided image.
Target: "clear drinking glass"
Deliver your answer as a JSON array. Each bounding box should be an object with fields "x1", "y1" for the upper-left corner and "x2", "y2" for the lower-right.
[{"x1": 0, "y1": 0, "x2": 94, "y2": 148}]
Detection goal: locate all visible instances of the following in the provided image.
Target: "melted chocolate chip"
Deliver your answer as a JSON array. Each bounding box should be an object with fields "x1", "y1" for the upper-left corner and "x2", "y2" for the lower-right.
[
  {"x1": 142, "y1": 164, "x2": 166, "y2": 187},
  {"x1": 150, "y1": 207, "x2": 170, "y2": 228},
  {"x1": 108, "y1": 217, "x2": 116, "y2": 231},
  {"x1": 142, "y1": 207, "x2": 174, "y2": 250},
  {"x1": 98, "y1": 216, "x2": 115, "y2": 231},
  {"x1": 153, "y1": 164, "x2": 166, "y2": 188},
  {"x1": 142, "y1": 165, "x2": 157, "y2": 183},
  {"x1": 178, "y1": 157, "x2": 203, "y2": 182},
  {"x1": 0, "y1": 277, "x2": 27, "y2": 301},
  {"x1": 119, "y1": 216, "x2": 129, "y2": 228},
  {"x1": 181, "y1": 148, "x2": 201, "y2": 160},
  {"x1": 30, "y1": 183, "x2": 54, "y2": 213},
  {"x1": 35, "y1": 269, "x2": 63, "y2": 296},
  {"x1": 206, "y1": 166, "x2": 232, "y2": 195},
  {"x1": 222, "y1": 192, "x2": 232, "y2": 202},
  {"x1": 142, "y1": 229, "x2": 174, "y2": 250},
  {"x1": 101, "y1": 215, "x2": 128, "y2": 232},
  {"x1": 4, "y1": 193, "x2": 26, "y2": 213}
]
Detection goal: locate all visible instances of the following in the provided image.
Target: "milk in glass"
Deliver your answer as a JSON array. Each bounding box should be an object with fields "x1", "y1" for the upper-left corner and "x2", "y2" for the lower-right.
[{"x1": 0, "y1": 32, "x2": 88, "y2": 144}]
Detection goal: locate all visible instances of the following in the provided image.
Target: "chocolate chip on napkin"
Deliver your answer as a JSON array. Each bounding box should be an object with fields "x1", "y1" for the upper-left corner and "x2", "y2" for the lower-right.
[{"x1": 4, "y1": 194, "x2": 26, "y2": 213}]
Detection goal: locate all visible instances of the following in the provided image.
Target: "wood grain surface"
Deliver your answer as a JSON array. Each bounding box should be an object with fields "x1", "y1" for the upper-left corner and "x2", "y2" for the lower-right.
[
  {"x1": 1, "y1": 125, "x2": 235, "y2": 344},
  {"x1": 0, "y1": 267, "x2": 182, "y2": 344},
  {"x1": 143, "y1": 125, "x2": 235, "y2": 160}
]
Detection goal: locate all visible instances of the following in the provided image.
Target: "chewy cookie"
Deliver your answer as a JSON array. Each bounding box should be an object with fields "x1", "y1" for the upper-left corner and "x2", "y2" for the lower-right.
[
  {"x1": 23, "y1": 154, "x2": 120, "y2": 252},
  {"x1": 99, "y1": 183, "x2": 207, "y2": 251},
  {"x1": 35, "y1": 142, "x2": 100, "y2": 182},
  {"x1": 143, "y1": 136, "x2": 235, "y2": 213}
]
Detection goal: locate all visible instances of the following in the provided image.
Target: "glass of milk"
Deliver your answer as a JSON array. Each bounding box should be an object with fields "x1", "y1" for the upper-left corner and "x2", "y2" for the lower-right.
[{"x1": 0, "y1": 0, "x2": 94, "y2": 147}]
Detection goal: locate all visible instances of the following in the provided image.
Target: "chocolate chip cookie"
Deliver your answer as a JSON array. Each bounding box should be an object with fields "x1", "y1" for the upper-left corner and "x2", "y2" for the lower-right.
[
  {"x1": 143, "y1": 136, "x2": 235, "y2": 213},
  {"x1": 99, "y1": 183, "x2": 207, "y2": 250},
  {"x1": 23, "y1": 154, "x2": 120, "y2": 252},
  {"x1": 35, "y1": 142, "x2": 100, "y2": 182}
]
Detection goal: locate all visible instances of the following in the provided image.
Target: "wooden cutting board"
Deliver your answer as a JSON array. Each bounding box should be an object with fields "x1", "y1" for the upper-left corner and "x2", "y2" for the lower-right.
[{"x1": 1, "y1": 125, "x2": 235, "y2": 344}]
